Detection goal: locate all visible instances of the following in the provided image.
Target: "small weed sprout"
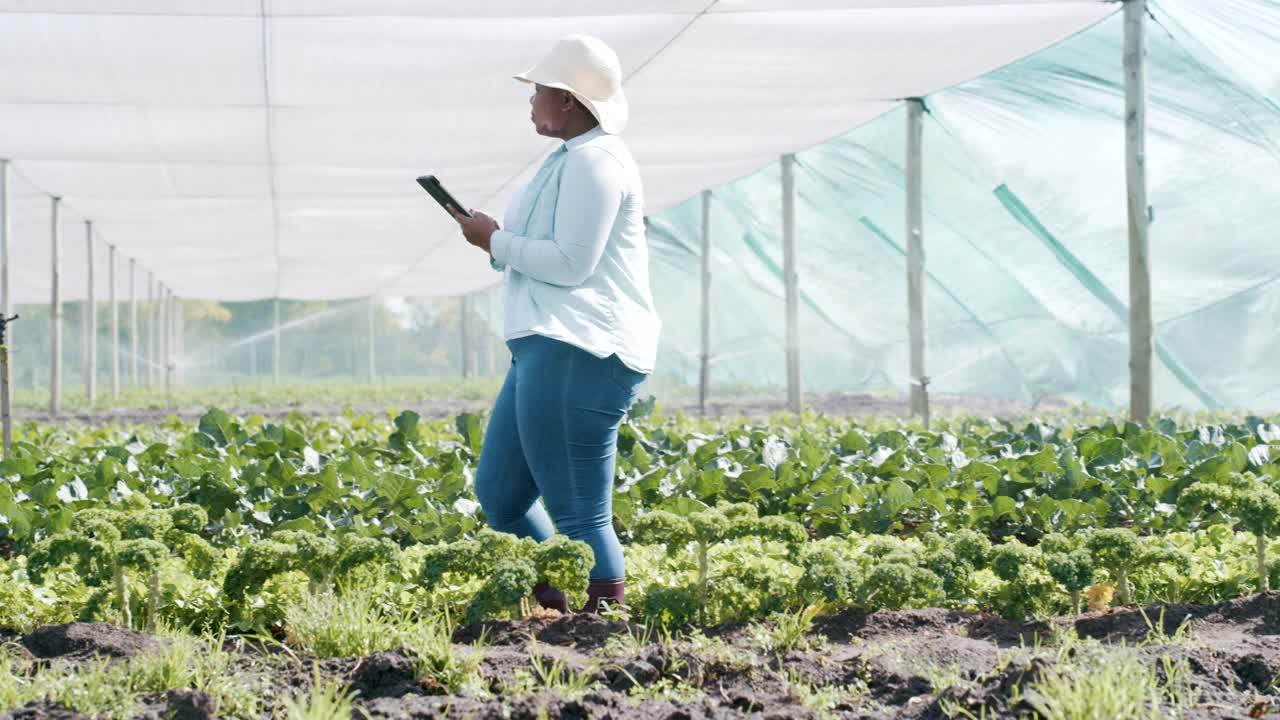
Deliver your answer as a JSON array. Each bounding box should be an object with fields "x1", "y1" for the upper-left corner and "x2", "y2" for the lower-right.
[
  {"x1": 281, "y1": 664, "x2": 366, "y2": 720},
  {"x1": 1024, "y1": 646, "x2": 1200, "y2": 720},
  {"x1": 749, "y1": 603, "x2": 825, "y2": 655},
  {"x1": 920, "y1": 661, "x2": 968, "y2": 694},
  {"x1": 403, "y1": 617, "x2": 486, "y2": 698},
  {"x1": 625, "y1": 677, "x2": 703, "y2": 704},
  {"x1": 781, "y1": 668, "x2": 867, "y2": 715},
  {"x1": 282, "y1": 587, "x2": 404, "y2": 658},
  {"x1": 1137, "y1": 606, "x2": 1195, "y2": 647},
  {"x1": 528, "y1": 652, "x2": 599, "y2": 698}
]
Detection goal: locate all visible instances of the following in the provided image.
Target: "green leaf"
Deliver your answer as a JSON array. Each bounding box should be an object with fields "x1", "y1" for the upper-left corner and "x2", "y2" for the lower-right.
[
  {"x1": 691, "y1": 469, "x2": 726, "y2": 499},
  {"x1": 1249, "y1": 445, "x2": 1273, "y2": 468},
  {"x1": 1145, "y1": 474, "x2": 1173, "y2": 498},
  {"x1": 389, "y1": 411, "x2": 422, "y2": 453},
  {"x1": 0, "y1": 484, "x2": 31, "y2": 538},
  {"x1": 873, "y1": 431, "x2": 909, "y2": 451},
  {"x1": 305, "y1": 465, "x2": 342, "y2": 510},
  {"x1": 197, "y1": 408, "x2": 234, "y2": 447},
  {"x1": 962, "y1": 462, "x2": 1002, "y2": 497},
  {"x1": 1025, "y1": 446, "x2": 1062, "y2": 475},
  {"x1": 918, "y1": 462, "x2": 951, "y2": 486},
  {"x1": 454, "y1": 412, "x2": 484, "y2": 455},
  {"x1": 659, "y1": 496, "x2": 709, "y2": 516},
  {"x1": 339, "y1": 453, "x2": 375, "y2": 491},
  {"x1": 992, "y1": 495, "x2": 1018, "y2": 518},
  {"x1": 1057, "y1": 498, "x2": 1092, "y2": 522},
  {"x1": 1082, "y1": 437, "x2": 1128, "y2": 469},
  {"x1": 840, "y1": 429, "x2": 869, "y2": 454},
  {"x1": 917, "y1": 488, "x2": 948, "y2": 514},
  {"x1": 375, "y1": 472, "x2": 421, "y2": 508},
  {"x1": 0, "y1": 456, "x2": 35, "y2": 478},
  {"x1": 882, "y1": 478, "x2": 914, "y2": 516},
  {"x1": 738, "y1": 467, "x2": 774, "y2": 495}
]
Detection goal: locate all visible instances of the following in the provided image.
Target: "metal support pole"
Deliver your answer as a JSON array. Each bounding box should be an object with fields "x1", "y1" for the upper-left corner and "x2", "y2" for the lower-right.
[
  {"x1": 109, "y1": 245, "x2": 119, "y2": 399},
  {"x1": 906, "y1": 98, "x2": 930, "y2": 429},
  {"x1": 163, "y1": 289, "x2": 171, "y2": 406},
  {"x1": 0, "y1": 159, "x2": 12, "y2": 452},
  {"x1": 1125, "y1": 0, "x2": 1153, "y2": 422},
  {"x1": 272, "y1": 298, "x2": 281, "y2": 385},
  {"x1": 486, "y1": 292, "x2": 498, "y2": 376},
  {"x1": 146, "y1": 273, "x2": 155, "y2": 387},
  {"x1": 781, "y1": 154, "x2": 801, "y2": 414},
  {"x1": 475, "y1": 293, "x2": 485, "y2": 377},
  {"x1": 174, "y1": 294, "x2": 183, "y2": 386},
  {"x1": 460, "y1": 295, "x2": 471, "y2": 379},
  {"x1": 699, "y1": 190, "x2": 712, "y2": 417},
  {"x1": 129, "y1": 259, "x2": 138, "y2": 387},
  {"x1": 367, "y1": 296, "x2": 377, "y2": 383},
  {"x1": 84, "y1": 221, "x2": 96, "y2": 407},
  {"x1": 50, "y1": 197, "x2": 62, "y2": 416}
]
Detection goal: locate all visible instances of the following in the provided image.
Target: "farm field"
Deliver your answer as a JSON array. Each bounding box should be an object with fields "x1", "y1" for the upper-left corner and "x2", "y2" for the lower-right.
[
  {"x1": 1, "y1": 406, "x2": 1278, "y2": 719},
  {"x1": 10, "y1": 381, "x2": 1066, "y2": 426}
]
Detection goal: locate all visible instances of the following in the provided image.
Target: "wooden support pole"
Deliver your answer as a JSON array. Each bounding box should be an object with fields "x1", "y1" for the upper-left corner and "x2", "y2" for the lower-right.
[
  {"x1": 272, "y1": 298, "x2": 281, "y2": 385},
  {"x1": 50, "y1": 197, "x2": 62, "y2": 416},
  {"x1": 146, "y1": 273, "x2": 155, "y2": 387},
  {"x1": 460, "y1": 295, "x2": 471, "y2": 379},
  {"x1": 1125, "y1": 0, "x2": 1153, "y2": 422},
  {"x1": 367, "y1": 296, "x2": 377, "y2": 383},
  {"x1": 781, "y1": 154, "x2": 801, "y2": 414},
  {"x1": 174, "y1": 294, "x2": 183, "y2": 386},
  {"x1": 0, "y1": 159, "x2": 12, "y2": 453},
  {"x1": 85, "y1": 221, "x2": 96, "y2": 407},
  {"x1": 906, "y1": 98, "x2": 930, "y2": 429},
  {"x1": 699, "y1": 190, "x2": 712, "y2": 417},
  {"x1": 109, "y1": 245, "x2": 119, "y2": 399},
  {"x1": 163, "y1": 289, "x2": 172, "y2": 406},
  {"x1": 129, "y1": 259, "x2": 138, "y2": 387}
]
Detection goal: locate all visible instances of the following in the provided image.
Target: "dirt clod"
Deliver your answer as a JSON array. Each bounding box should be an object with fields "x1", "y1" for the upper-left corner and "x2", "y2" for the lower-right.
[
  {"x1": 347, "y1": 650, "x2": 420, "y2": 699},
  {"x1": 0, "y1": 701, "x2": 93, "y2": 720},
  {"x1": 20, "y1": 622, "x2": 165, "y2": 660},
  {"x1": 165, "y1": 690, "x2": 217, "y2": 720}
]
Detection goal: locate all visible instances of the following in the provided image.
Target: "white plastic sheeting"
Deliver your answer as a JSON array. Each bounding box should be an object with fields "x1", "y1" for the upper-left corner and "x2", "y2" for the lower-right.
[{"x1": 1, "y1": 0, "x2": 1116, "y2": 302}]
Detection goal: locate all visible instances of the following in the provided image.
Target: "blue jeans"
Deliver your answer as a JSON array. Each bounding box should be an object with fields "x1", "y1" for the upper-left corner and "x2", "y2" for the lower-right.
[{"x1": 474, "y1": 334, "x2": 646, "y2": 580}]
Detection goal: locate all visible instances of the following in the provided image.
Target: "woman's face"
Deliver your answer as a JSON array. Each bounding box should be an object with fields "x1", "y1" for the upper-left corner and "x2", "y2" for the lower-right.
[{"x1": 530, "y1": 84, "x2": 571, "y2": 137}]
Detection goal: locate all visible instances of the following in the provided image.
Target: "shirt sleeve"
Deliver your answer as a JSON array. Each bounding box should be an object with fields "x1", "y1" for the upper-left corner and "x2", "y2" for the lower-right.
[{"x1": 488, "y1": 147, "x2": 625, "y2": 287}]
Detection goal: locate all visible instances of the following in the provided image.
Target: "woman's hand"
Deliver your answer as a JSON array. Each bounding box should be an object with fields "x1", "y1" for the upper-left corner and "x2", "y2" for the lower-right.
[{"x1": 450, "y1": 207, "x2": 500, "y2": 254}]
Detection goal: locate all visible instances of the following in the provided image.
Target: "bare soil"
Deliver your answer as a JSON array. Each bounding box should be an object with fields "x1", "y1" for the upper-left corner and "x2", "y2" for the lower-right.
[{"x1": 3, "y1": 594, "x2": 1276, "y2": 719}]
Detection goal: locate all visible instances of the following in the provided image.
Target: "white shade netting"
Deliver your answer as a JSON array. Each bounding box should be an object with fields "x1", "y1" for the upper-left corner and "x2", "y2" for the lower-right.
[{"x1": 1, "y1": 0, "x2": 1115, "y2": 302}]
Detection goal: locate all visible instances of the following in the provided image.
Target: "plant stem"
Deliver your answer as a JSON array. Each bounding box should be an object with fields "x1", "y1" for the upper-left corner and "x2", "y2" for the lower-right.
[
  {"x1": 1118, "y1": 573, "x2": 1132, "y2": 606},
  {"x1": 697, "y1": 542, "x2": 709, "y2": 626},
  {"x1": 1258, "y1": 533, "x2": 1270, "y2": 594},
  {"x1": 1070, "y1": 590, "x2": 1082, "y2": 615},
  {"x1": 147, "y1": 570, "x2": 161, "y2": 632},
  {"x1": 114, "y1": 565, "x2": 132, "y2": 628}
]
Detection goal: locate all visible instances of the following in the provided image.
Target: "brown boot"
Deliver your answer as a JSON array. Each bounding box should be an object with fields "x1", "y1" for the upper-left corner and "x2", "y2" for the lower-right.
[
  {"x1": 532, "y1": 581, "x2": 569, "y2": 614},
  {"x1": 579, "y1": 578, "x2": 625, "y2": 614}
]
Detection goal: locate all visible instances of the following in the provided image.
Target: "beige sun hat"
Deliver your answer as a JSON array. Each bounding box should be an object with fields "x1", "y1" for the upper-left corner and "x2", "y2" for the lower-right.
[{"x1": 514, "y1": 34, "x2": 628, "y2": 135}]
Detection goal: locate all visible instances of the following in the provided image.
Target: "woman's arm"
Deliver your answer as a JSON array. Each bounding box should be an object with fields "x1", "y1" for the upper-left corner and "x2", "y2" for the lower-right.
[{"x1": 489, "y1": 147, "x2": 625, "y2": 287}]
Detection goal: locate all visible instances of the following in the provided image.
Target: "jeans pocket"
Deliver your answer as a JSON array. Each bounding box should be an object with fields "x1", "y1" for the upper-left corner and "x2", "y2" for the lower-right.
[{"x1": 608, "y1": 356, "x2": 646, "y2": 394}]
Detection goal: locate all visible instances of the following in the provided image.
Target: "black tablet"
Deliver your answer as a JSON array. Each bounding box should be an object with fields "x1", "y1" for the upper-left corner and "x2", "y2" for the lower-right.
[{"x1": 416, "y1": 175, "x2": 472, "y2": 218}]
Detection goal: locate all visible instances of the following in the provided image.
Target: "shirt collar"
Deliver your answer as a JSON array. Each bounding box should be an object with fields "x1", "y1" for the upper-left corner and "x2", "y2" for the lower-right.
[{"x1": 563, "y1": 126, "x2": 606, "y2": 151}]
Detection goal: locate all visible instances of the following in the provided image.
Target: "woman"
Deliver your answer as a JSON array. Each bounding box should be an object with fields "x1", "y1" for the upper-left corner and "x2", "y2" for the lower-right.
[{"x1": 451, "y1": 34, "x2": 661, "y2": 614}]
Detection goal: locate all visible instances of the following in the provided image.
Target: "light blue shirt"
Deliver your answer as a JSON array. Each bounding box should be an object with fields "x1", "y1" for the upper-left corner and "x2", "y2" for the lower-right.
[{"x1": 489, "y1": 127, "x2": 661, "y2": 374}]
